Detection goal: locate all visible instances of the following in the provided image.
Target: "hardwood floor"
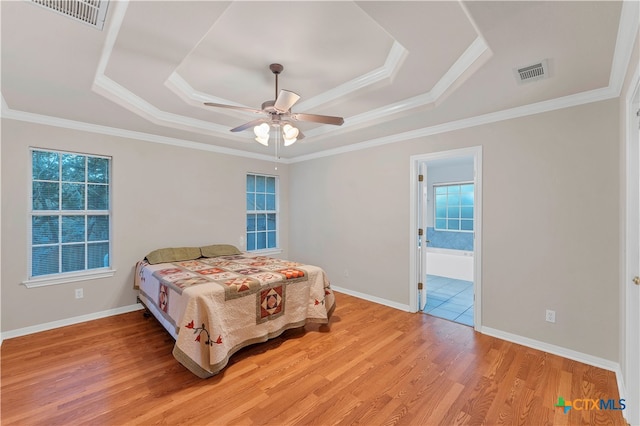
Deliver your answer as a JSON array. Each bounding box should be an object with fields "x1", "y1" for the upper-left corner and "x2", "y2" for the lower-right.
[{"x1": 1, "y1": 292, "x2": 627, "y2": 425}]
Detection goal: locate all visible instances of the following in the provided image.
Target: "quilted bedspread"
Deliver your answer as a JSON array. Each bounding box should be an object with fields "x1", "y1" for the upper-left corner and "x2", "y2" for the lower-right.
[{"x1": 135, "y1": 254, "x2": 335, "y2": 378}]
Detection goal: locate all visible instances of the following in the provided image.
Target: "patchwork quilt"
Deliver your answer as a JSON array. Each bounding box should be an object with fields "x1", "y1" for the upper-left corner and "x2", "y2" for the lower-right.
[{"x1": 135, "y1": 254, "x2": 335, "y2": 378}]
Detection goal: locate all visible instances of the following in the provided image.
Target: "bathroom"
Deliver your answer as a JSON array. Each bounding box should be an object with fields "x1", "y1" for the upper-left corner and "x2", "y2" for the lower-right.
[{"x1": 423, "y1": 157, "x2": 475, "y2": 326}]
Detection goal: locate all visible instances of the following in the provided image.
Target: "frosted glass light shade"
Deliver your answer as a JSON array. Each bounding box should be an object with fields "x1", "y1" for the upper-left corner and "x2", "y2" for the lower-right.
[
  {"x1": 282, "y1": 124, "x2": 299, "y2": 146},
  {"x1": 254, "y1": 123, "x2": 270, "y2": 146}
]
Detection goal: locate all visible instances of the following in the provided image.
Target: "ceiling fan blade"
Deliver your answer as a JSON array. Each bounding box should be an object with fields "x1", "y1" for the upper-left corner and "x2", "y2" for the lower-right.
[
  {"x1": 204, "y1": 102, "x2": 264, "y2": 115},
  {"x1": 230, "y1": 118, "x2": 268, "y2": 133},
  {"x1": 290, "y1": 112, "x2": 344, "y2": 126},
  {"x1": 273, "y1": 90, "x2": 300, "y2": 113}
]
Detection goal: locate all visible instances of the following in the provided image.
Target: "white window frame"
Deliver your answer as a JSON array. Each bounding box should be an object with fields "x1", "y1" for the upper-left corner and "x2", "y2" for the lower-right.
[
  {"x1": 246, "y1": 173, "x2": 279, "y2": 253},
  {"x1": 433, "y1": 181, "x2": 475, "y2": 233},
  {"x1": 24, "y1": 148, "x2": 115, "y2": 288}
]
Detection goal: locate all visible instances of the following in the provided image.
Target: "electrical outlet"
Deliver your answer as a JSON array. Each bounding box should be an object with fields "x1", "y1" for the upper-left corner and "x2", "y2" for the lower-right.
[
  {"x1": 545, "y1": 309, "x2": 556, "y2": 323},
  {"x1": 75, "y1": 288, "x2": 83, "y2": 299}
]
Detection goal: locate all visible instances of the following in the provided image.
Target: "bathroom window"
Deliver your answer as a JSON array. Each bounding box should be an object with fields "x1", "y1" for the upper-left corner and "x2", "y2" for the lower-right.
[
  {"x1": 434, "y1": 182, "x2": 474, "y2": 232},
  {"x1": 246, "y1": 173, "x2": 278, "y2": 251}
]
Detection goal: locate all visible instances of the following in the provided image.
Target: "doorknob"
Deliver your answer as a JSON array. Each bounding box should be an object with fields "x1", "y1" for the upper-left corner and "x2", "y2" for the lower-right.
[{"x1": 634, "y1": 276, "x2": 640, "y2": 285}]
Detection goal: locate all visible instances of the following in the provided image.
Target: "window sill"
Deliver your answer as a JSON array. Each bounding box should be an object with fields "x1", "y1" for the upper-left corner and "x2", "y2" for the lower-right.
[
  {"x1": 22, "y1": 269, "x2": 116, "y2": 288},
  {"x1": 247, "y1": 248, "x2": 283, "y2": 256}
]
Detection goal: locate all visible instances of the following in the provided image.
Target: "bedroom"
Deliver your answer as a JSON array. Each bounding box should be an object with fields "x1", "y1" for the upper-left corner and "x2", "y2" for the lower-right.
[{"x1": 1, "y1": 0, "x2": 639, "y2": 424}]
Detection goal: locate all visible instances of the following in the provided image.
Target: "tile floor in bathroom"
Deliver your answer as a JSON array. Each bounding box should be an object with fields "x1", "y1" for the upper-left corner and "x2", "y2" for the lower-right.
[{"x1": 423, "y1": 275, "x2": 474, "y2": 326}]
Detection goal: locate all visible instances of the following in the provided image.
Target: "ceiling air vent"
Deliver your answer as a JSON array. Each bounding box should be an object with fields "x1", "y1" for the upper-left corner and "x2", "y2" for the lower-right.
[
  {"x1": 514, "y1": 59, "x2": 549, "y2": 84},
  {"x1": 31, "y1": 0, "x2": 109, "y2": 30}
]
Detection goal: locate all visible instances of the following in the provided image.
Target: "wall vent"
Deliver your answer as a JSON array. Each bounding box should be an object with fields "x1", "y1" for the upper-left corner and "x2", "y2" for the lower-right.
[
  {"x1": 31, "y1": 0, "x2": 109, "y2": 30},
  {"x1": 514, "y1": 59, "x2": 549, "y2": 84}
]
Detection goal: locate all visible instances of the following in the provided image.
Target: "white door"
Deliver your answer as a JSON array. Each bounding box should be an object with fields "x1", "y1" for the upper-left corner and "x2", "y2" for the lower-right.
[
  {"x1": 418, "y1": 162, "x2": 428, "y2": 310},
  {"x1": 624, "y1": 77, "x2": 639, "y2": 426}
]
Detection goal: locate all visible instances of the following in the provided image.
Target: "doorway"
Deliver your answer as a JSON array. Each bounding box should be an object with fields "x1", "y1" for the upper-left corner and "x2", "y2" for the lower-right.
[{"x1": 409, "y1": 146, "x2": 482, "y2": 330}]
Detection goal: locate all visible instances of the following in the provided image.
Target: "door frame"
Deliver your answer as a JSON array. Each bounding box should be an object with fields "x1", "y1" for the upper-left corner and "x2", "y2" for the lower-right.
[
  {"x1": 409, "y1": 146, "x2": 483, "y2": 330},
  {"x1": 622, "y1": 66, "x2": 639, "y2": 426}
]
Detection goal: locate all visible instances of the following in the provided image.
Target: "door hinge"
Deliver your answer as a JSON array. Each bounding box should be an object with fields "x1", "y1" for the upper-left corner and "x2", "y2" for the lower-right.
[
  {"x1": 418, "y1": 228, "x2": 424, "y2": 236},
  {"x1": 418, "y1": 282, "x2": 423, "y2": 290},
  {"x1": 418, "y1": 174, "x2": 423, "y2": 182}
]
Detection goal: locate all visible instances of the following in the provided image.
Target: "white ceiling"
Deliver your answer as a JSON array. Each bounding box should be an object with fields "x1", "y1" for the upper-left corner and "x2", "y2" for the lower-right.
[{"x1": 1, "y1": 1, "x2": 637, "y2": 161}]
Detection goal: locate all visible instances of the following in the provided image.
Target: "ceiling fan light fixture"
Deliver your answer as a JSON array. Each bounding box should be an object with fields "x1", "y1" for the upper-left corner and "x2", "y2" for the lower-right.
[
  {"x1": 204, "y1": 64, "x2": 343, "y2": 148},
  {"x1": 283, "y1": 136, "x2": 297, "y2": 147},
  {"x1": 255, "y1": 135, "x2": 269, "y2": 146},
  {"x1": 282, "y1": 124, "x2": 299, "y2": 146},
  {"x1": 254, "y1": 123, "x2": 270, "y2": 146}
]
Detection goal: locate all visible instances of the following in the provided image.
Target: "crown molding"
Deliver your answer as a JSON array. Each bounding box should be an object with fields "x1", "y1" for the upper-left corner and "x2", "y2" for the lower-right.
[
  {"x1": 166, "y1": 72, "x2": 249, "y2": 112},
  {"x1": 290, "y1": 85, "x2": 618, "y2": 163},
  {"x1": 91, "y1": 0, "x2": 245, "y2": 141},
  {"x1": 0, "y1": 104, "x2": 278, "y2": 162},
  {"x1": 1, "y1": 1, "x2": 635, "y2": 163},
  {"x1": 92, "y1": 0, "x2": 127, "y2": 81},
  {"x1": 295, "y1": 41, "x2": 409, "y2": 112},
  {"x1": 168, "y1": 39, "x2": 409, "y2": 116},
  {"x1": 289, "y1": 0, "x2": 638, "y2": 162},
  {"x1": 609, "y1": 0, "x2": 640, "y2": 96},
  {"x1": 430, "y1": 36, "x2": 490, "y2": 103},
  {"x1": 166, "y1": 35, "x2": 486, "y2": 144},
  {"x1": 303, "y1": 36, "x2": 490, "y2": 141},
  {"x1": 92, "y1": 74, "x2": 239, "y2": 137},
  {"x1": 91, "y1": 0, "x2": 490, "y2": 144},
  {"x1": 0, "y1": 76, "x2": 621, "y2": 165}
]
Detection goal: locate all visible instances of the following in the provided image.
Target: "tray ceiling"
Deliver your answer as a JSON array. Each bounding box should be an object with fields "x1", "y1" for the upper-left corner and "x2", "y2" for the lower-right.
[{"x1": 1, "y1": 1, "x2": 635, "y2": 161}]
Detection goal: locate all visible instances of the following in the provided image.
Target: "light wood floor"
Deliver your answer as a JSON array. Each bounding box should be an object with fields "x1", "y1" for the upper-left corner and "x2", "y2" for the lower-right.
[{"x1": 1, "y1": 292, "x2": 627, "y2": 425}]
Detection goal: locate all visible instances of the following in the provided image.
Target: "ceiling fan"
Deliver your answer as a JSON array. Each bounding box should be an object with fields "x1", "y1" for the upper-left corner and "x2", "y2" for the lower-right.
[{"x1": 204, "y1": 63, "x2": 344, "y2": 146}]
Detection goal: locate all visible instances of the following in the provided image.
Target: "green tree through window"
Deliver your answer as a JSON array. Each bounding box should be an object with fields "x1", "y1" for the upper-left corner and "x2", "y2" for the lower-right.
[{"x1": 30, "y1": 149, "x2": 111, "y2": 277}]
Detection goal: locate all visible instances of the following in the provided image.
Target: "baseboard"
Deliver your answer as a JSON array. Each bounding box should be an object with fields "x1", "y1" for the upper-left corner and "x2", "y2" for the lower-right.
[
  {"x1": 1, "y1": 303, "x2": 144, "y2": 343},
  {"x1": 481, "y1": 326, "x2": 630, "y2": 417},
  {"x1": 332, "y1": 288, "x2": 628, "y2": 408},
  {"x1": 333, "y1": 289, "x2": 621, "y2": 372},
  {"x1": 480, "y1": 326, "x2": 621, "y2": 373},
  {"x1": 331, "y1": 286, "x2": 412, "y2": 312}
]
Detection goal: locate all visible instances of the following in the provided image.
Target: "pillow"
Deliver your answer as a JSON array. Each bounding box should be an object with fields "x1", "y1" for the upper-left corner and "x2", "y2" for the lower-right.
[
  {"x1": 200, "y1": 244, "x2": 242, "y2": 258},
  {"x1": 145, "y1": 247, "x2": 201, "y2": 265}
]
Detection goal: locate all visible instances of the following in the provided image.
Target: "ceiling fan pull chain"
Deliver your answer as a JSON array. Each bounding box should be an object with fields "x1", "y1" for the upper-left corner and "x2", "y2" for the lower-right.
[{"x1": 273, "y1": 128, "x2": 278, "y2": 170}]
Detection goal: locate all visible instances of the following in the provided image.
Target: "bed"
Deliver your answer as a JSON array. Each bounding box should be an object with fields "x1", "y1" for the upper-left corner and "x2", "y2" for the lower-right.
[{"x1": 133, "y1": 245, "x2": 336, "y2": 378}]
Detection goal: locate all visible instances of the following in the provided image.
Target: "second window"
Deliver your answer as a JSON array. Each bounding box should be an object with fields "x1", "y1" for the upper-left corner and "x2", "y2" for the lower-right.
[{"x1": 246, "y1": 173, "x2": 278, "y2": 251}]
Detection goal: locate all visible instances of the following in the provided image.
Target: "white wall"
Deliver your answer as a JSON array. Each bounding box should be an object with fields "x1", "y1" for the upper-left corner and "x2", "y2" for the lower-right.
[
  {"x1": 1, "y1": 119, "x2": 290, "y2": 332},
  {"x1": 289, "y1": 99, "x2": 620, "y2": 361},
  {"x1": 0, "y1": 97, "x2": 624, "y2": 365}
]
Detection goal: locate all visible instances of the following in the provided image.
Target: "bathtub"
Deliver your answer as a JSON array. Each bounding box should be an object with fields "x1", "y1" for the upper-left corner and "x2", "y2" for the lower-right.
[{"x1": 426, "y1": 247, "x2": 474, "y2": 281}]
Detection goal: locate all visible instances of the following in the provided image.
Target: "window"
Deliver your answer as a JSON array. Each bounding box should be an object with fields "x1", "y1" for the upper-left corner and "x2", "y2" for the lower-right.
[
  {"x1": 30, "y1": 148, "x2": 111, "y2": 279},
  {"x1": 434, "y1": 182, "x2": 474, "y2": 232},
  {"x1": 246, "y1": 173, "x2": 278, "y2": 251}
]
